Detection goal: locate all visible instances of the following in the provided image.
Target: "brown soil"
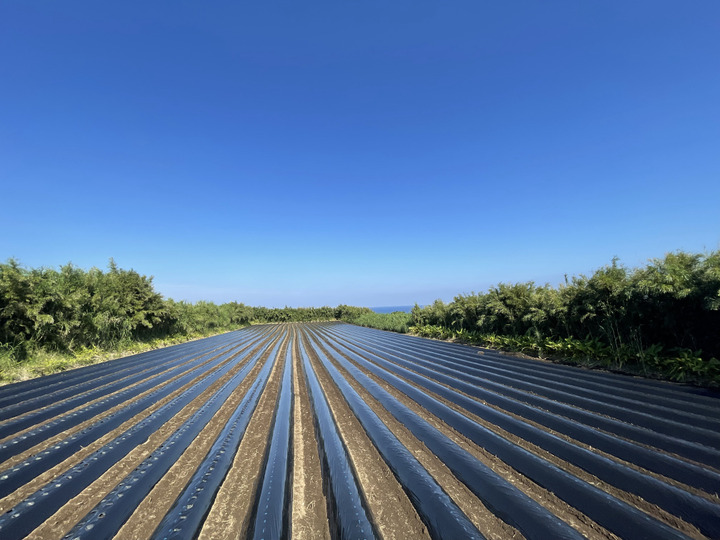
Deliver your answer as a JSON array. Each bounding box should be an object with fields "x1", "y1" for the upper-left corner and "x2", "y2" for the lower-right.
[
  {"x1": 18, "y1": 331, "x2": 280, "y2": 538},
  {"x1": 323, "y1": 329, "x2": 706, "y2": 539},
  {"x1": 1, "y1": 322, "x2": 717, "y2": 540},
  {"x1": 308, "y1": 333, "x2": 522, "y2": 540},
  {"x1": 0, "y1": 336, "x2": 266, "y2": 517},
  {"x1": 315, "y1": 331, "x2": 614, "y2": 539},
  {"x1": 0, "y1": 339, "x2": 250, "y2": 472},
  {"x1": 289, "y1": 332, "x2": 331, "y2": 540},
  {"x1": 303, "y1": 333, "x2": 430, "y2": 540},
  {"x1": 118, "y1": 333, "x2": 285, "y2": 539},
  {"x1": 197, "y1": 334, "x2": 287, "y2": 540}
]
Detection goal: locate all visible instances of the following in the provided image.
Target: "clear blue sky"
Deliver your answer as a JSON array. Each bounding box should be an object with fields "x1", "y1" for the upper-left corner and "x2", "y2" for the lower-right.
[{"x1": 2, "y1": 1, "x2": 719, "y2": 307}]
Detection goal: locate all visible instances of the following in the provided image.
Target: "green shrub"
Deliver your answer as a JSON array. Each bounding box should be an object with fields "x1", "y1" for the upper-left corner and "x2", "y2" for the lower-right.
[
  {"x1": 346, "y1": 311, "x2": 412, "y2": 333},
  {"x1": 408, "y1": 251, "x2": 720, "y2": 385}
]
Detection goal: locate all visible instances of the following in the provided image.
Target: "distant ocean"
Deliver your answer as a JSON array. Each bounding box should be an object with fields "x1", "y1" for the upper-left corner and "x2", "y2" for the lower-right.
[{"x1": 370, "y1": 305, "x2": 414, "y2": 314}]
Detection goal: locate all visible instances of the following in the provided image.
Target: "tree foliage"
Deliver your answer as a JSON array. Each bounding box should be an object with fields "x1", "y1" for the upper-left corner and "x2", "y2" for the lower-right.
[
  {"x1": 0, "y1": 260, "x2": 370, "y2": 362},
  {"x1": 346, "y1": 310, "x2": 413, "y2": 333},
  {"x1": 3, "y1": 251, "x2": 718, "y2": 384},
  {"x1": 410, "y1": 251, "x2": 720, "y2": 383},
  {"x1": 0, "y1": 260, "x2": 175, "y2": 357}
]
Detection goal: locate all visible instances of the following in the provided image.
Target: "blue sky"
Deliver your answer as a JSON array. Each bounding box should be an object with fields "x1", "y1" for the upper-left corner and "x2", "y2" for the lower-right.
[{"x1": 2, "y1": 1, "x2": 719, "y2": 307}]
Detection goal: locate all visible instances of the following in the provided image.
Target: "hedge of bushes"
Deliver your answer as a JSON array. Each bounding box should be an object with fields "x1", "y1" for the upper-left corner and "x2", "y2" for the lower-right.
[{"x1": 408, "y1": 251, "x2": 720, "y2": 385}]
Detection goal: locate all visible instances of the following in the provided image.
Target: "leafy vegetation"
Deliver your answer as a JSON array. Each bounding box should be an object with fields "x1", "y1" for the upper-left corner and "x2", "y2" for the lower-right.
[
  {"x1": 0, "y1": 259, "x2": 371, "y2": 383},
  {"x1": 344, "y1": 310, "x2": 413, "y2": 333},
  {"x1": 3, "y1": 251, "x2": 718, "y2": 386},
  {"x1": 0, "y1": 259, "x2": 174, "y2": 360},
  {"x1": 409, "y1": 251, "x2": 720, "y2": 386}
]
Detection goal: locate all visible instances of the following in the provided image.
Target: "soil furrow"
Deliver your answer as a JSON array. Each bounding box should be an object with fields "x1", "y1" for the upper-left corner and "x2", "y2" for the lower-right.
[
  {"x1": 119, "y1": 333, "x2": 286, "y2": 539},
  {"x1": 308, "y1": 331, "x2": 522, "y2": 540},
  {"x1": 197, "y1": 334, "x2": 288, "y2": 539},
  {"x1": 0, "y1": 322, "x2": 716, "y2": 540},
  {"x1": 311, "y1": 326, "x2": 615, "y2": 540},
  {"x1": 314, "y1": 325, "x2": 709, "y2": 538},
  {"x1": 289, "y1": 328, "x2": 331, "y2": 540},
  {"x1": 25, "y1": 330, "x2": 281, "y2": 539},
  {"x1": 301, "y1": 329, "x2": 430, "y2": 540}
]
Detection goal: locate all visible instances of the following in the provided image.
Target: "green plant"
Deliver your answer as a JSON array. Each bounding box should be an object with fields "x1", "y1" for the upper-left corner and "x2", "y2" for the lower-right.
[
  {"x1": 663, "y1": 350, "x2": 720, "y2": 382},
  {"x1": 347, "y1": 311, "x2": 412, "y2": 333}
]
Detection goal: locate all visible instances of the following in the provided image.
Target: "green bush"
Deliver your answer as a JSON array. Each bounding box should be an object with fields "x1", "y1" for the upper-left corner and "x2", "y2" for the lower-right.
[
  {"x1": 0, "y1": 259, "x2": 175, "y2": 356},
  {"x1": 407, "y1": 323, "x2": 719, "y2": 385},
  {"x1": 0, "y1": 258, "x2": 385, "y2": 384},
  {"x1": 408, "y1": 251, "x2": 720, "y2": 385},
  {"x1": 344, "y1": 311, "x2": 412, "y2": 333}
]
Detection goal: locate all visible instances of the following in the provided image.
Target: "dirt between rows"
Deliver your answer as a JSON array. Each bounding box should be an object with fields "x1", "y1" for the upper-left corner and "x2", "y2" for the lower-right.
[
  {"x1": 0, "y1": 334, "x2": 266, "y2": 517},
  {"x1": 364, "y1": 331, "x2": 720, "y2": 492},
  {"x1": 0, "y1": 337, "x2": 252, "y2": 474},
  {"x1": 121, "y1": 333, "x2": 286, "y2": 539},
  {"x1": 313, "y1": 331, "x2": 617, "y2": 539},
  {"x1": 2, "y1": 323, "x2": 717, "y2": 539},
  {"x1": 348, "y1": 330, "x2": 720, "y2": 472},
  {"x1": 302, "y1": 333, "x2": 430, "y2": 540},
  {"x1": 6, "y1": 331, "x2": 280, "y2": 538},
  {"x1": 29, "y1": 332, "x2": 282, "y2": 539},
  {"x1": 399, "y1": 365, "x2": 707, "y2": 539},
  {"x1": 0, "y1": 353, "x2": 194, "y2": 447},
  {"x1": 306, "y1": 332, "x2": 522, "y2": 540},
  {"x1": 317, "y1": 328, "x2": 707, "y2": 539},
  {"x1": 289, "y1": 332, "x2": 331, "y2": 540},
  {"x1": 197, "y1": 334, "x2": 288, "y2": 540}
]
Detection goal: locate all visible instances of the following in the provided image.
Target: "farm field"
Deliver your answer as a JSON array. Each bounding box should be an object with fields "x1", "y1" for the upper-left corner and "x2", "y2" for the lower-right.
[{"x1": 0, "y1": 322, "x2": 718, "y2": 539}]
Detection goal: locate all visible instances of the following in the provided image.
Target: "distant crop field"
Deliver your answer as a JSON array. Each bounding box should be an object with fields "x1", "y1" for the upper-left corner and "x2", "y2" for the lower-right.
[{"x1": 0, "y1": 322, "x2": 718, "y2": 539}]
